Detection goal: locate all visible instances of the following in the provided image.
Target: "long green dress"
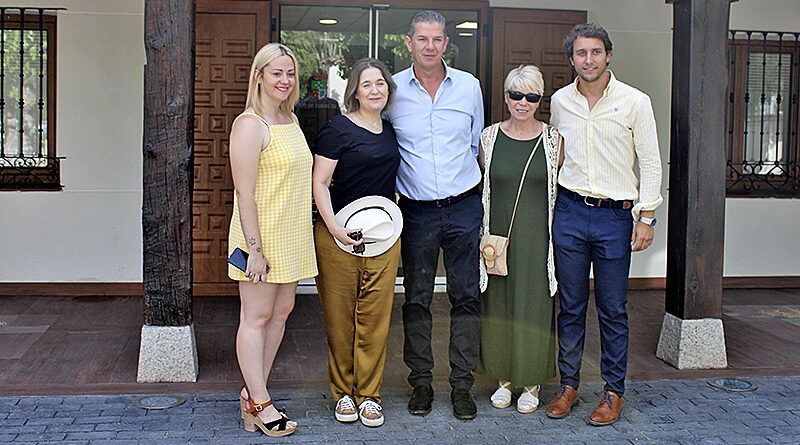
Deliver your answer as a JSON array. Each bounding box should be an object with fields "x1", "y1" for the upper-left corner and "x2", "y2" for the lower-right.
[{"x1": 478, "y1": 130, "x2": 557, "y2": 386}]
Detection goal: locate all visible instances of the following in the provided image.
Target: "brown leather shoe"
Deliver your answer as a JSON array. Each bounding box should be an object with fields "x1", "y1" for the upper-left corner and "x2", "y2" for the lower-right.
[
  {"x1": 588, "y1": 391, "x2": 623, "y2": 426},
  {"x1": 545, "y1": 385, "x2": 579, "y2": 419}
]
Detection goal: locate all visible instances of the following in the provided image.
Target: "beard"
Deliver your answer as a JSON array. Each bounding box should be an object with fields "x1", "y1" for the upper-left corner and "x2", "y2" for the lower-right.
[{"x1": 578, "y1": 66, "x2": 607, "y2": 83}]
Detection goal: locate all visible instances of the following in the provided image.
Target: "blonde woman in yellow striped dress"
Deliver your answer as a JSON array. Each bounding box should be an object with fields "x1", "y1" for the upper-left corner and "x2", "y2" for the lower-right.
[{"x1": 227, "y1": 43, "x2": 317, "y2": 438}]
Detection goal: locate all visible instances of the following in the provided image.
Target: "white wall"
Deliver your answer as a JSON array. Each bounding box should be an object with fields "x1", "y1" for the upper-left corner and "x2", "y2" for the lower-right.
[
  {"x1": 0, "y1": 0, "x2": 145, "y2": 282},
  {"x1": 492, "y1": 0, "x2": 800, "y2": 277}
]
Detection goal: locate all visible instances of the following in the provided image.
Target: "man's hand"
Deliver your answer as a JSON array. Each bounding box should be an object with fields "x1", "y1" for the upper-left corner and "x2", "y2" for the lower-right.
[{"x1": 631, "y1": 222, "x2": 654, "y2": 252}]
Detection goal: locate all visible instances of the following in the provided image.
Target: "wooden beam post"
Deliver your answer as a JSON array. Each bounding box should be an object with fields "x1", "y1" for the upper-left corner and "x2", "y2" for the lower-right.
[
  {"x1": 138, "y1": 0, "x2": 198, "y2": 382},
  {"x1": 142, "y1": 0, "x2": 195, "y2": 326},
  {"x1": 665, "y1": 0, "x2": 736, "y2": 321},
  {"x1": 657, "y1": 0, "x2": 737, "y2": 370}
]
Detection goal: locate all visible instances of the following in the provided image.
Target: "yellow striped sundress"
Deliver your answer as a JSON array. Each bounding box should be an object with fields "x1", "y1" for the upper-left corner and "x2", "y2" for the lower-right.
[{"x1": 227, "y1": 112, "x2": 318, "y2": 283}]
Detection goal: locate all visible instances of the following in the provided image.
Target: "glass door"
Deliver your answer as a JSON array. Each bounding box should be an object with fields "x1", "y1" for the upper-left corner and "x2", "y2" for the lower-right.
[
  {"x1": 279, "y1": 4, "x2": 370, "y2": 110},
  {"x1": 279, "y1": 3, "x2": 481, "y2": 110},
  {"x1": 278, "y1": 2, "x2": 484, "y2": 290}
]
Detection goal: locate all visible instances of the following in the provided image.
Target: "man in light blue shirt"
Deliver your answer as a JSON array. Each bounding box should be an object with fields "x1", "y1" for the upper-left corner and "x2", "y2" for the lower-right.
[
  {"x1": 389, "y1": 57, "x2": 484, "y2": 200},
  {"x1": 386, "y1": 10, "x2": 484, "y2": 421}
]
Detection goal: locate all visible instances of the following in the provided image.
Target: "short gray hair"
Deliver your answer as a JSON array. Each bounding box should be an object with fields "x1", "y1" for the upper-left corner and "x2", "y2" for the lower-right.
[
  {"x1": 504, "y1": 65, "x2": 544, "y2": 96},
  {"x1": 407, "y1": 10, "x2": 447, "y2": 38}
]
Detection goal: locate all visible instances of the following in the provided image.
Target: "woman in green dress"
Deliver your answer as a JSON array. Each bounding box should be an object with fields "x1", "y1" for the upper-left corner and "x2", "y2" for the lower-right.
[{"x1": 477, "y1": 65, "x2": 563, "y2": 414}]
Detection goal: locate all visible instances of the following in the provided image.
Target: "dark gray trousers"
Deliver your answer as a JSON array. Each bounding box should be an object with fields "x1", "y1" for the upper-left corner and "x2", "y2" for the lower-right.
[{"x1": 399, "y1": 193, "x2": 482, "y2": 391}]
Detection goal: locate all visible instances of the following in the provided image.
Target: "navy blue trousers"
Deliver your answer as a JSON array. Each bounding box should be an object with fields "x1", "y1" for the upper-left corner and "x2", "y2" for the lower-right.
[
  {"x1": 399, "y1": 193, "x2": 482, "y2": 391},
  {"x1": 552, "y1": 190, "x2": 633, "y2": 395}
]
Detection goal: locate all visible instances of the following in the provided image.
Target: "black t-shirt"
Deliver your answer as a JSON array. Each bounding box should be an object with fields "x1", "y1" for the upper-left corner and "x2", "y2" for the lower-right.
[{"x1": 314, "y1": 115, "x2": 401, "y2": 213}]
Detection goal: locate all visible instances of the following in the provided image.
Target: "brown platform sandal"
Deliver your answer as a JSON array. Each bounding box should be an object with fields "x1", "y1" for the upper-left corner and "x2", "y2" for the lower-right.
[
  {"x1": 243, "y1": 396, "x2": 297, "y2": 437},
  {"x1": 240, "y1": 388, "x2": 285, "y2": 420}
]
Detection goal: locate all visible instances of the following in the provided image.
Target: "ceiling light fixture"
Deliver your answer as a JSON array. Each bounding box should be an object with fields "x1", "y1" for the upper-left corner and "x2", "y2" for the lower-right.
[
  {"x1": 455, "y1": 21, "x2": 478, "y2": 30},
  {"x1": 458, "y1": 32, "x2": 474, "y2": 37},
  {"x1": 319, "y1": 19, "x2": 338, "y2": 25}
]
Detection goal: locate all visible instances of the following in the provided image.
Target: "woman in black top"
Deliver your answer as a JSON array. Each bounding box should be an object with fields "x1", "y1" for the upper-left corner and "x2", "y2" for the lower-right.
[{"x1": 311, "y1": 58, "x2": 400, "y2": 428}]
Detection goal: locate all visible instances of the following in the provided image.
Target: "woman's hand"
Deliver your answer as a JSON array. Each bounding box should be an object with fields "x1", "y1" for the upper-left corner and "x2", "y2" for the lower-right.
[
  {"x1": 244, "y1": 252, "x2": 270, "y2": 283},
  {"x1": 329, "y1": 225, "x2": 364, "y2": 247}
]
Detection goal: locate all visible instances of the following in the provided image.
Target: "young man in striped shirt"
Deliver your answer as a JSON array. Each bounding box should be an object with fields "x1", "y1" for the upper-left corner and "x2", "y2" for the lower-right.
[{"x1": 546, "y1": 23, "x2": 663, "y2": 426}]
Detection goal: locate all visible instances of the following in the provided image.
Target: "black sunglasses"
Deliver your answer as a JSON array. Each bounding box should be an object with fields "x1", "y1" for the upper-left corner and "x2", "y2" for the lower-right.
[
  {"x1": 347, "y1": 230, "x2": 365, "y2": 254},
  {"x1": 507, "y1": 90, "x2": 542, "y2": 103}
]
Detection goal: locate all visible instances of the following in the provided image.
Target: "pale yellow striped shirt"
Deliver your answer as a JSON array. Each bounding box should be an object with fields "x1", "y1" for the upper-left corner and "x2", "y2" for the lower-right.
[{"x1": 550, "y1": 71, "x2": 663, "y2": 218}]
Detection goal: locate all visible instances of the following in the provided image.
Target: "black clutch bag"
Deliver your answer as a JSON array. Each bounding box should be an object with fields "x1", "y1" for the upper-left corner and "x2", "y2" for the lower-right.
[{"x1": 227, "y1": 247, "x2": 248, "y2": 272}]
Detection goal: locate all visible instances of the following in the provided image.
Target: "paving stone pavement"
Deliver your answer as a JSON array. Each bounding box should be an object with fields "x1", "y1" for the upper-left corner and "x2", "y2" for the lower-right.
[{"x1": 1, "y1": 376, "x2": 799, "y2": 445}]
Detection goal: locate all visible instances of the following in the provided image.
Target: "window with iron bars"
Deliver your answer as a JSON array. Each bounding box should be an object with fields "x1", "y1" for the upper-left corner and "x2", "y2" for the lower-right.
[
  {"x1": 0, "y1": 8, "x2": 58, "y2": 191},
  {"x1": 726, "y1": 30, "x2": 800, "y2": 197}
]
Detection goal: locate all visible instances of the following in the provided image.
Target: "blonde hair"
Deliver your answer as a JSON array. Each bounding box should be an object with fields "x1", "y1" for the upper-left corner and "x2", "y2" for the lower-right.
[
  {"x1": 246, "y1": 43, "x2": 300, "y2": 117},
  {"x1": 503, "y1": 65, "x2": 544, "y2": 95}
]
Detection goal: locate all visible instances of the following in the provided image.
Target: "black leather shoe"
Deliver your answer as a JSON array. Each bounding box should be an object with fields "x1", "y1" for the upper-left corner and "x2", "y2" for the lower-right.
[
  {"x1": 451, "y1": 388, "x2": 477, "y2": 420},
  {"x1": 408, "y1": 385, "x2": 434, "y2": 416}
]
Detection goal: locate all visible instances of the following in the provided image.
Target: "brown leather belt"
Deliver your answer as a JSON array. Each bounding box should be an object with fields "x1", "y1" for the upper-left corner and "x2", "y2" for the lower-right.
[{"x1": 558, "y1": 185, "x2": 633, "y2": 210}]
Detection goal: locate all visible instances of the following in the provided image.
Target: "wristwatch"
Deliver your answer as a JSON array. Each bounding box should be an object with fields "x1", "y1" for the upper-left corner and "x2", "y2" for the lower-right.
[{"x1": 638, "y1": 216, "x2": 657, "y2": 227}]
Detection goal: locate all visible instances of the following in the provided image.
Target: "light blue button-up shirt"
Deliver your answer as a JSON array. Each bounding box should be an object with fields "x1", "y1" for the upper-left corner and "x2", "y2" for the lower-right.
[{"x1": 387, "y1": 62, "x2": 484, "y2": 200}]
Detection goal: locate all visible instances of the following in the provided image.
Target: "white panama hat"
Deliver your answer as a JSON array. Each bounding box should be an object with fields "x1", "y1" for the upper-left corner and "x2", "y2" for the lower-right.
[{"x1": 333, "y1": 195, "x2": 403, "y2": 257}]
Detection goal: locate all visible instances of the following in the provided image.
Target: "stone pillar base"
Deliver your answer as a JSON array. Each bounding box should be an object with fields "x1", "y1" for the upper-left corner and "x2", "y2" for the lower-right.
[
  {"x1": 137, "y1": 324, "x2": 198, "y2": 383},
  {"x1": 656, "y1": 312, "x2": 727, "y2": 369}
]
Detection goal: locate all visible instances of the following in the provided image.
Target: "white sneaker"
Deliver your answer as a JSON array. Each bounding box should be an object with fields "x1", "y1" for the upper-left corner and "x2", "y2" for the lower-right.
[
  {"x1": 335, "y1": 395, "x2": 358, "y2": 423},
  {"x1": 358, "y1": 399, "x2": 384, "y2": 427}
]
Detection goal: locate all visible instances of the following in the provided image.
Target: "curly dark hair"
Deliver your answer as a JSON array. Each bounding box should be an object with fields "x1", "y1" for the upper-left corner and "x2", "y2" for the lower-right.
[{"x1": 563, "y1": 23, "x2": 613, "y2": 59}]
